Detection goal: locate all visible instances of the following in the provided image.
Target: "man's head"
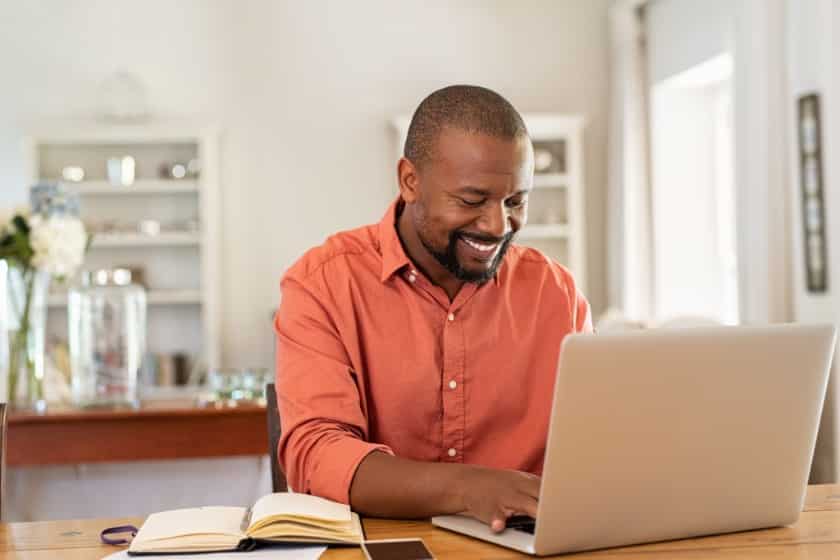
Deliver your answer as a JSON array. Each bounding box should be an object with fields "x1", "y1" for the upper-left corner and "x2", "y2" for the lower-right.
[{"x1": 398, "y1": 85, "x2": 533, "y2": 285}]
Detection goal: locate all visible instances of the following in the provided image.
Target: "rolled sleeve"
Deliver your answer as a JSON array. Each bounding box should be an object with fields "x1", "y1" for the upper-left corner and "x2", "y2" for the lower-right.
[{"x1": 275, "y1": 274, "x2": 393, "y2": 504}]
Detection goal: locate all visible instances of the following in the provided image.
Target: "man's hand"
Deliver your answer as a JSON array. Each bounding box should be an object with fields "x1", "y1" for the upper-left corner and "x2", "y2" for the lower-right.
[
  {"x1": 457, "y1": 466, "x2": 540, "y2": 533},
  {"x1": 350, "y1": 452, "x2": 540, "y2": 533}
]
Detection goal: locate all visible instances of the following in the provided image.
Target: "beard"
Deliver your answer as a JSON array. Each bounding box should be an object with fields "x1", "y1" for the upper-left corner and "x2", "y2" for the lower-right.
[{"x1": 418, "y1": 227, "x2": 514, "y2": 284}]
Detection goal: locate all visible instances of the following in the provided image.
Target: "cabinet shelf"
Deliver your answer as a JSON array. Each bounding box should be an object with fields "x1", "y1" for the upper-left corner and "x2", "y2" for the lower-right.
[
  {"x1": 66, "y1": 180, "x2": 199, "y2": 195},
  {"x1": 48, "y1": 289, "x2": 202, "y2": 307},
  {"x1": 26, "y1": 122, "x2": 221, "y2": 371},
  {"x1": 90, "y1": 232, "x2": 201, "y2": 248}
]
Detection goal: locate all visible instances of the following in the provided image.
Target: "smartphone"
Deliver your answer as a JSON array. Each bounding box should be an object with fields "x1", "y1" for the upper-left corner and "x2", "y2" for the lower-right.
[{"x1": 362, "y1": 538, "x2": 435, "y2": 560}]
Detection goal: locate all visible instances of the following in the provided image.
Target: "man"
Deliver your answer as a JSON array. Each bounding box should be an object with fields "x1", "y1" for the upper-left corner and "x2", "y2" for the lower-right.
[{"x1": 275, "y1": 85, "x2": 591, "y2": 533}]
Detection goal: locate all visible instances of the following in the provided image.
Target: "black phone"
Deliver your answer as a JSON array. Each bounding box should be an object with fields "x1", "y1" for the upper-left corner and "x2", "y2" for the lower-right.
[{"x1": 362, "y1": 538, "x2": 435, "y2": 560}]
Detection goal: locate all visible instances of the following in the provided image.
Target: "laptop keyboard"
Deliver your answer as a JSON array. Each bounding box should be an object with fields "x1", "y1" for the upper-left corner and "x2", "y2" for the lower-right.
[{"x1": 506, "y1": 515, "x2": 536, "y2": 534}]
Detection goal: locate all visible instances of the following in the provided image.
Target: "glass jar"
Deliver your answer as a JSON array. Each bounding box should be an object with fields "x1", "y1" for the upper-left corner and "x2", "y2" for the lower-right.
[{"x1": 69, "y1": 268, "x2": 146, "y2": 407}]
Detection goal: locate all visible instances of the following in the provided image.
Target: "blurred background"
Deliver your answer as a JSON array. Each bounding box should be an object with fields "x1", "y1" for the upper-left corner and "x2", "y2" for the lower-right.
[
  {"x1": 0, "y1": 0, "x2": 611, "y2": 374},
  {"x1": 1, "y1": 0, "x2": 838, "y2": 521}
]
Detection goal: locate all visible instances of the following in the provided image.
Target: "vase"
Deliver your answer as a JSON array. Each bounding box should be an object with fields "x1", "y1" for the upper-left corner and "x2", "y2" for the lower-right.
[
  {"x1": 69, "y1": 268, "x2": 145, "y2": 407},
  {"x1": 0, "y1": 260, "x2": 8, "y2": 403},
  {"x1": 5, "y1": 264, "x2": 50, "y2": 412}
]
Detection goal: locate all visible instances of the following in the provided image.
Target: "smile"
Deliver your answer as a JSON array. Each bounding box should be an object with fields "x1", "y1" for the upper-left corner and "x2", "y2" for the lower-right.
[{"x1": 462, "y1": 237, "x2": 499, "y2": 253}]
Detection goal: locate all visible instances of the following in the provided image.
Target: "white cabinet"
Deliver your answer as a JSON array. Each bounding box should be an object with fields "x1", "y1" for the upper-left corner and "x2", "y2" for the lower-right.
[
  {"x1": 23, "y1": 121, "x2": 221, "y2": 380},
  {"x1": 391, "y1": 114, "x2": 587, "y2": 293}
]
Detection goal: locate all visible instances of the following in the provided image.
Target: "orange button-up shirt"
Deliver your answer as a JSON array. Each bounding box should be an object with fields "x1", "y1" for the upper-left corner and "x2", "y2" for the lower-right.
[{"x1": 274, "y1": 199, "x2": 592, "y2": 504}]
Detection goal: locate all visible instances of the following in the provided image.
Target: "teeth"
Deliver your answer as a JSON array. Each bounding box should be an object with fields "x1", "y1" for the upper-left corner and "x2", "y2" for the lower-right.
[{"x1": 463, "y1": 238, "x2": 498, "y2": 252}]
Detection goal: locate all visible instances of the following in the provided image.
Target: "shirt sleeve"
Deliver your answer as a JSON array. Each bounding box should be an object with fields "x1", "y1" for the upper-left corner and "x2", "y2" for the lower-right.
[{"x1": 274, "y1": 273, "x2": 393, "y2": 504}]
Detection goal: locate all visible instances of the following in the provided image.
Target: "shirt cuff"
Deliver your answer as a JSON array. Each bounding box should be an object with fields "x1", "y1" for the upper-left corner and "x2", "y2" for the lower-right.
[{"x1": 311, "y1": 438, "x2": 394, "y2": 504}]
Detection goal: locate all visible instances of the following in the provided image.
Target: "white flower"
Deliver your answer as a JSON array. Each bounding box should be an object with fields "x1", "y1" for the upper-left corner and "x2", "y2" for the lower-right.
[{"x1": 28, "y1": 215, "x2": 88, "y2": 278}]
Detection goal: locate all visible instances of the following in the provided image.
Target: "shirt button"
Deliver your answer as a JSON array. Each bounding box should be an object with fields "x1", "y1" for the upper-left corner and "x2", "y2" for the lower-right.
[
  {"x1": 408, "y1": 274, "x2": 416, "y2": 283},
  {"x1": 447, "y1": 313, "x2": 455, "y2": 322},
  {"x1": 448, "y1": 448, "x2": 457, "y2": 457},
  {"x1": 449, "y1": 380, "x2": 457, "y2": 390}
]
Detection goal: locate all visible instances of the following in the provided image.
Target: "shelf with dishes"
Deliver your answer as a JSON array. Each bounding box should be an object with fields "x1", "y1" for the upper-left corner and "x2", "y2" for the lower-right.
[
  {"x1": 25, "y1": 122, "x2": 221, "y2": 373},
  {"x1": 90, "y1": 232, "x2": 202, "y2": 248},
  {"x1": 65, "y1": 179, "x2": 199, "y2": 195},
  {"x1": 47, "y1": 289, "x2": 202, "y2": 307}
]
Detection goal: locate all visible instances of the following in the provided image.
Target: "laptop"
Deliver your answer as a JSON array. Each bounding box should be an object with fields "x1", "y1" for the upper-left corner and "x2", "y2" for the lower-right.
[{"x1": 432, "y1": 323, "x2": 837, "y2": 556}]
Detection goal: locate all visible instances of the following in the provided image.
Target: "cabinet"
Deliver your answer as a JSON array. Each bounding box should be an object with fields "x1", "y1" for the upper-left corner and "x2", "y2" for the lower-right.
[{"x1": 23, "y1": 121, "x2": 221, "y2": 380}]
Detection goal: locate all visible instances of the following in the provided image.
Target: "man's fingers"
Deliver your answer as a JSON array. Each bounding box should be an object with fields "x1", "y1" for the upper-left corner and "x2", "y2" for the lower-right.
[
  {"x1": 509, "y1": 492, "x2": 539, "y2": 520},
  {"x1": 489, "y1": 508, "x2": 508, "y2": 533}
]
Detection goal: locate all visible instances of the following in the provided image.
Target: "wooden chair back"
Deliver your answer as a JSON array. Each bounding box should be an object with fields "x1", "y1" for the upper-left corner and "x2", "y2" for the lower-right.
[{"x1": 265, "y1": 383, "x2": 287, "y2": 492}]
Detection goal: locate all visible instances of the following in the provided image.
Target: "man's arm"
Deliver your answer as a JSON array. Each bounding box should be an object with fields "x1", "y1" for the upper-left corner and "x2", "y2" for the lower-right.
[
  {"x1": 275, "y1": 274, "x2": 394, "y2": 502},
  {"x1": 350, "y1": 451, "x2": 540, "y2": 533}
]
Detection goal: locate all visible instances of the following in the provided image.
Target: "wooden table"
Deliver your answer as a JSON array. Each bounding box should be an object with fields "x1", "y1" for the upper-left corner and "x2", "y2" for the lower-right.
[
  {"x1": 4, "y1": 484, "x2": 840, "y2": 559},
  {"x1": 7, "y1": 400, "x2": 268, "y2": 466}
]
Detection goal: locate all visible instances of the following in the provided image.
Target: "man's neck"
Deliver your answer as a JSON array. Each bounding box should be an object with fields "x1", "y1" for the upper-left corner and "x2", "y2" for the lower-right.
[{"x1": 396, "y1": 204, "x2": 463, "y2": 301}]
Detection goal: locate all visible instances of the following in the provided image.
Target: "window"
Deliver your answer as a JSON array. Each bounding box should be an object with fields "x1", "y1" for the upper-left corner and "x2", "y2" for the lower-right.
[{"x1": 650, "y1": 53, "x2": 738, "y2": 323}]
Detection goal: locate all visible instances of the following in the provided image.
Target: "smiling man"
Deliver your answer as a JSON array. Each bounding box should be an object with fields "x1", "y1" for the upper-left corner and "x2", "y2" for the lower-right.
[{"x1": 275, "y1": 85, "x2": 591, "y2": 532}]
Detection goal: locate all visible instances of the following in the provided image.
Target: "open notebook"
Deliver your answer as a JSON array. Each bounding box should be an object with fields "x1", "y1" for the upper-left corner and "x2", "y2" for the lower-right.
[{"x1": 128, "y1": 493, "x2": 363, "y2": 555}]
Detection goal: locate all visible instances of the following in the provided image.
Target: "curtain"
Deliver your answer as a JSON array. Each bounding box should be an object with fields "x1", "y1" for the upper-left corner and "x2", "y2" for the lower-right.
[{"x1": 606, "y1": 0, "x2": 654, "y2": 323}]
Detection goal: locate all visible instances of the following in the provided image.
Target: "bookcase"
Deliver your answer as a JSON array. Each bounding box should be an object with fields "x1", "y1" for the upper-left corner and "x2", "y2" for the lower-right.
[
  {"x1": 391, "y1": 114, "x2": 587, "y2": 293},
  {"x1": 23, "y1": 120, "x2": 221, "y2": 383}
]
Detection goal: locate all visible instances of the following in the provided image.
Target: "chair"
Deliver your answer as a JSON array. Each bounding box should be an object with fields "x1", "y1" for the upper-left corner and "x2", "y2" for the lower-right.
[
  {"x1": 265, "y1": 383, "x2": 287, "y2": 492},
  {"x1": 0, "y1": 403, "x2": 6, "y2": 520}
]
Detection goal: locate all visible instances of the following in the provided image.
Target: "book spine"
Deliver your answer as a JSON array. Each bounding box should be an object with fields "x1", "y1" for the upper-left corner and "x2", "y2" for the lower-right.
[{"x1": 237, "y1": 537, "x2": 258, "y2": 551}]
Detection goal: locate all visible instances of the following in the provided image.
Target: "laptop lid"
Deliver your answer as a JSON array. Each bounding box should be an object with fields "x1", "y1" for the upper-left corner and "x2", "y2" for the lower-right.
[{"x1": 533, "y1": 323, "x2": 836, "y2": 555}]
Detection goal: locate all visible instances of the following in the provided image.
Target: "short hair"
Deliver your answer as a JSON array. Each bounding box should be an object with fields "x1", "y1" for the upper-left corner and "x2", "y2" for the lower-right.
[{"x1": 404, "y1": 85, "x2": 529, "y2": 168}]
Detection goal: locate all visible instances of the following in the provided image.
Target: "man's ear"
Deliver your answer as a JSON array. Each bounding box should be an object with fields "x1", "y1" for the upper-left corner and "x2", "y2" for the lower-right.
[{"x1": 397, "y1": 157, "x2": 420, "y2": 203}]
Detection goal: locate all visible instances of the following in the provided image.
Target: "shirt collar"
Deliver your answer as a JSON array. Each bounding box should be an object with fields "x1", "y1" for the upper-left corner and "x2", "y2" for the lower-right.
[
  {"x1": 377, "y1": 197, "x2": 504, "y2": 287},
  {"x1": 379, "y1": 198, "x2": 412, "y2": 282}
]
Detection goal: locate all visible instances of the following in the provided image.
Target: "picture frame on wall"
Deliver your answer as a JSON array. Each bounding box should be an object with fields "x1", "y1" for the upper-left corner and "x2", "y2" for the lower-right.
[{"x1": 797, "y1": 93, "x2": 828, "y2": 293}]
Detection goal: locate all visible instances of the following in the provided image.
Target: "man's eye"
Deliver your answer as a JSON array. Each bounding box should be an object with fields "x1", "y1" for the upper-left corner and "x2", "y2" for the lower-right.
[
  {"x1": 506, "y1": 197, "x2": 526, "y2": 209},
  {"x1": 459, "y1": 198, "x2": 485, "y2": 207}
]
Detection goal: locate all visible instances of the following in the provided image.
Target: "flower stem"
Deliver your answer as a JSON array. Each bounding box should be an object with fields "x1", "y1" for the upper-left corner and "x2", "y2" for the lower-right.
[{"x1": 8, "y1": 267, "x2": 35, "y2": 406}]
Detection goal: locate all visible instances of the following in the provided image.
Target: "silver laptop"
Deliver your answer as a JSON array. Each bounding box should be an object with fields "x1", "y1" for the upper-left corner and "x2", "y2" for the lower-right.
[{"x1": 432, "y1": 324, "x2": 836, "y2": 556}]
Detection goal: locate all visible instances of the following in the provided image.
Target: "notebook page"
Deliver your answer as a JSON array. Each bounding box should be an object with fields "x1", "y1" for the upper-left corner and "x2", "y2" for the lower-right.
[
  {"x1": 133, "y1": 506, "x2": 247, "y2": 544},
  {"x1": 105, "y1": 544, "x2": 327, "y2": 560},
  {"x1": 250, "y1": 493, "x2": 351, "y2": 526}
]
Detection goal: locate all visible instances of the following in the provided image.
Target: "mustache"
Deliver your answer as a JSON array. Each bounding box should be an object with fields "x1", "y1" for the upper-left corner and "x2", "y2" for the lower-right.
[{"x1": 456, "y1": 231, "x2": 513, "y2": 245}]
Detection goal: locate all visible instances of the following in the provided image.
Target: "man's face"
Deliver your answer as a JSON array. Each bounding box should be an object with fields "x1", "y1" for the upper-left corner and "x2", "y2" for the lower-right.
[{"x1": 406, "y1": 127, "x2": 533, "y2": 283}]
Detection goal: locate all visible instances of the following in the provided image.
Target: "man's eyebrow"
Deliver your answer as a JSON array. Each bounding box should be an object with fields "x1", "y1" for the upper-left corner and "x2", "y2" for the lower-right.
[
  {"x1": 456, "y1": 186, "x2": 491, "y2": 196},
  {"x1": 455, "y1": 186, "x2": 531, "y2": 196}
]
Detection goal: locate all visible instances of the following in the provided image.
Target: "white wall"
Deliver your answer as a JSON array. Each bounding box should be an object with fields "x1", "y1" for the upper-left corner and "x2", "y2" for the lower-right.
[
  {"x1": 0, "y1": 0, "x2": 611, "y2": 369},
  {"x1": 646, "y1": 0, "x2": 733, "y2": 84}
]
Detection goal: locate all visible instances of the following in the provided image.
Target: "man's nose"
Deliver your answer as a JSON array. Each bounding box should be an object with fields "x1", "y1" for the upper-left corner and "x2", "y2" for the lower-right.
[{"x1": 478, "y1": 203, "x2": 512, "y2": 240}]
